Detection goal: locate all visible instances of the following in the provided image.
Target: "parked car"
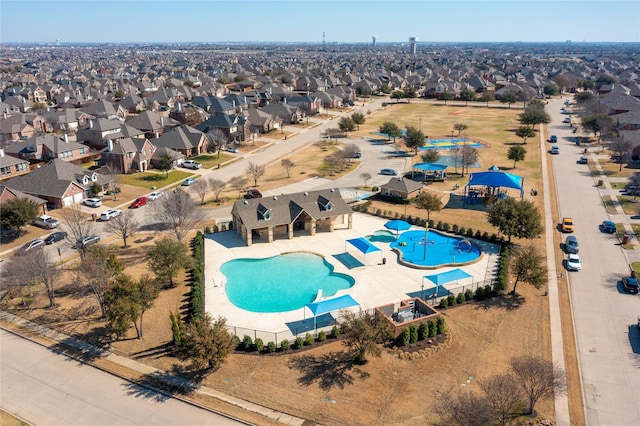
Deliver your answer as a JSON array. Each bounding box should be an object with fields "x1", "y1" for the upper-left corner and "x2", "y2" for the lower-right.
[
  {"x1": 352, "y1": 152, "x2": 362, "y2": 158},
  {"x1": 577, "y1": 156, "x2": 588, "y2": 164},
  {"x1": 550, "y1": 146, "x2": 560, "y2": 154},
  {"x1": 75, "y1": 235, "x2": 100, "y2": 249},
  {"x1": 100, "y1": 209, "x2": 122, "y2": 221},
  {"x1": 380, "y1": 168, "x2": 398, "y2": 176},
  {"x1": 181, "y1": 160, "x2": 201, "y2": 169},
  {"x1": 601, "y1": 220, "x2": 617, "y2": 233},
  {"x1": 45, "y1": 231, "x2": 67, "y2": 245},
  {"x1": 148, "y1": 191, "x2": 164, "y2": 201},
  {"x1": 566, "y1": 254, "x2": 582, "y2": 271},
  {"x1": 563, "y1": 117, "x2": 571, "y2": 123},
  {"x1": 549, "y1": 135, "x2": 558, "y2": 143},
  {"x1": 182, "y1": 177, "x2": 197, "y2": 186},
  {"x1": 565, "y1": 235, "x2": 579, "y2": 254},
  {"x1": 22, "y1": 238, "x2": 45, "y2": 252},
  {"x1": 84, "y1": 197, "x2": 102, "y2": 208},
  {"x1": 33, "y1": 215, "x2": 59, "y2": 229},
  {"x1": 226, "y1": 145, "x2": 239, "y2": 153},
  {"x1": 621, "y1": 276, "x2": 639, "y2": 294},
  {"x1": 561, "y1": 217, "x2": 574, "y2": 233},
  {"x1": 129, "y1": 197, "x2": 148, "y2": 208},
  {"x1": 245, "y1": 189, "x2": 263, "y2": 199}
]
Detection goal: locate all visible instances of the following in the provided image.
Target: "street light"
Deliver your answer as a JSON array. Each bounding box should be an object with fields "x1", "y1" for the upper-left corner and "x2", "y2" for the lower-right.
[
  {"x1": 419, "y1": 117, "x2": 422, "y2": 133},
  {"x1": 451, "y1": 129, "x2": 455, "y2": 144}
]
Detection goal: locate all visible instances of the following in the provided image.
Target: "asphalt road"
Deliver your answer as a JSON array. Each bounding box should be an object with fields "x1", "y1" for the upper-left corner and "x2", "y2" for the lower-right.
[
  {"x1": 0, "y1": 329, "x2": 245, "y2": 426},
  {"x1": 547, "y1": 98, "x2": 640, "y2": 425}
]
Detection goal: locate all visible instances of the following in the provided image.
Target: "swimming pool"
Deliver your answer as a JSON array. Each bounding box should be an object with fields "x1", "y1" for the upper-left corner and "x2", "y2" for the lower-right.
[
  {"x1": 365, "y1": 229, "x2": 397, "y2": 243},
  {"x1": 390, "y1": 229, "x2": 482, "y2": 268},
  {"x1": 222, "y1": 252, "x2": 355, "y2": 313}
]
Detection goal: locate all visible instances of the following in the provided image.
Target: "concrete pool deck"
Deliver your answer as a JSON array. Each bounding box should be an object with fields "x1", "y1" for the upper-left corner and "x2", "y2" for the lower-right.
[{"x1": 204, "y1": 213, "x2": 500, "y2": 340}]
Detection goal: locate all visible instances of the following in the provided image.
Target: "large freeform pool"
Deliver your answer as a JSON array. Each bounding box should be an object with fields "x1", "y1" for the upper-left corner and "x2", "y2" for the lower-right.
[
  {"x1": 222, "y1": 252, "x2": 355, "y2": 313},
  {"x1": 390, "y1": 229, "x2": 482, "y2": 268}
]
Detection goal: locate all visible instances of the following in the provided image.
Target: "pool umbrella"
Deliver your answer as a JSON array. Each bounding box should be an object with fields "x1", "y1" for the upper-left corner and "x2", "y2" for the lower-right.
[{"x1": 384, "y1": 219, "x2": 411, "y2": 237}]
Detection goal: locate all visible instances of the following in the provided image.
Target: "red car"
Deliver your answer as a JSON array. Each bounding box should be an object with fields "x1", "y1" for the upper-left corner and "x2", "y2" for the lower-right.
[{"x1": 130, "y1": 196, "x2": 148, "y2": 208}]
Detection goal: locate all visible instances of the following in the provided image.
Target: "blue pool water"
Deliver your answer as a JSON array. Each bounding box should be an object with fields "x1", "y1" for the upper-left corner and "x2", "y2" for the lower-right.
[
  {"x1": 365, "y1": 229, "x2": 398, "y2": 243},
  {"x1": 390, "y1": 230, "x2": 481, "y2": 268},
  {"x1": 222, "y1": 252, "x2": 355, "y2": 313}
]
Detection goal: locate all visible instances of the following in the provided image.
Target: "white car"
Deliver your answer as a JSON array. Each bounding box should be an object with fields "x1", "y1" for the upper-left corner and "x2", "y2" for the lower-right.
[
  {"x1": 181, "y1": 160, "x2": 201, "y2": 169},
  {"x1": 33, "y1": 215, "x2": 59, "y2": 229},
  {"x1": 100, "y1": 209, "x2": 122, "y2": 221},
  {"x1": 84, "y1": 197, "x2": 102, "y2": 208},
  {"x1": 148, "y1": 191, "x2": 164, "y2": 201},
  {"x1": 566, "y1": 254, "x2": 581, "y2": 271},
  {"x1": 22, "y1": 238, "x2": 45, "y2": 252}
]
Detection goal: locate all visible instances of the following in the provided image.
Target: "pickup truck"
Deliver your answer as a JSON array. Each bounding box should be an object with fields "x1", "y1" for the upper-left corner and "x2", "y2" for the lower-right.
[{"x1": 181, "y1": 160, "x2": 201, "y2": 169}]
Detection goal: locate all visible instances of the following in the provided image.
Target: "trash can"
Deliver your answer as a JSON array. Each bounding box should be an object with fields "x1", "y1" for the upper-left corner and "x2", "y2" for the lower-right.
[
  {"x1": 91, "y1": 213, "x2": 97, "y2": 222},
  {"x1": 597, "y1": 180, "x2": 603, "y2": 187},
  {"x1": 622, "y1": 234, "x2": 629, "y2": 244}
]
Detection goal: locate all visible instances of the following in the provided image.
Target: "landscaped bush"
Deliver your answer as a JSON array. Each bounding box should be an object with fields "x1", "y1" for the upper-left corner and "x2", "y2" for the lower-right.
[
  {"x1": 475, "y1": 286, "x2": 486, "y2": 301},
  {"x1": 371, "y1": 186, "x2": 379, "y2": 192},
  {"x1": 452, "y1": 224, "x2": 459, "y2": 233},
  {"x1": 204, "y1": 226, "x2": 211, "y2": 234},
  {"x1": 254, "y1": 337, "x2": 264, "y2": 352},
  {"x1": 242, "y1": 335, "x2": 253, "y2": 352},
  {"x1": 485, "y1": 284, "x2": 493, "y2": 296},
  {"x1": 280, "y1": 339, "x2": 290, "y2": 351},
  {"x1": 456, "y1": 292, "x2": 465, "y2": 304},
  {"x1": 458, "y1": 226, "x2": 466, "y2": 235},
  {"x1": 497, "y1": 246, "x2": 510, "y2": 291},
  {"x1": 304, "y1": 333, "x2": 315, "y2": 346},
  {"x1": 418, "y1": 322, "x2": 429, "y2": 340},
  {"x1": 428, "y1": 220, "x2": 434, "y2": 228},
  {"x1": 267, "y1": 341, "x2": 276, "y2": 353},
  {"x1": 293, "y1": 336, "x2": 304, "y2": 349},
  {"x1": 439, "y1": 297, "x2": 449, "y2": 308},
  {"x1": 436, "y1": 316, "x2": 446, "y2": 334},
  {"x1": 376, "y1": 209, "x2": 382, "y2": 216},
  {"x1": 482, "y1": 231, "x2": 489, "y2": 239},
  {"x1": 331, "y1": 325, "x2": 340, "y2": 338},
  {"x1": 464, "y1": 289, "x2": 473, "y2": 301},
  {"x1": 466, "y1": 228, "x2": 474, "y2": 237},
  {"x1": 436, "y1": 221, "x2": 443, "y2": 230},
  {"x1": 475, "y1": 230, "x2": 483, "y2": 238},
  {"x1": 409, "y1": 324, "x2": 418, "y2": 343},
  {"x1": 398, "y1": 327, "x2": 410, "y2": 346},
  {"x1": 442, "y1": 222, "x2": 450, "y2": 232},
  {"x1": 447, "y1": 294, "x2": 456, "y2": 306},
  {"x1": 317, "y1": 331, "x2": 327, "y2": 341},
  {"x1": 428, "y1": 319, "x2": 437, "y2": 337}
]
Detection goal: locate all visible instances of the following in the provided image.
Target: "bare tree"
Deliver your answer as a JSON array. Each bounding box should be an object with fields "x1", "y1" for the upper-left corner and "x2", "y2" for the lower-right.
[
  {"x1": 60, "y1": 204, "x2": 96, "y2": 259},
  {"x1": 460, "y1": 145, "x2": 478, "y2": 177},
  {"x1": 229, "y1": 176, "x2": 248, "y2": 198},
  {"x1": 207, "y1": 128, "x2": 228, "y2": 159},
  {"x1": 101, "y1": 164, "x2": 122, "y2": 200},
  {"x1": 324, "y1": 154, "x2": 342, "y2": 175},
  {"x1": 434, "y1": 390, "x2": 492, "y2": 426},
  {"x1": 190, "y1": 178, "x2": 210, "y2": 205},
  {"x1": 480, "y1": 374, "x2": 523, "y2": 426},
  {"x1": 7, "y1": 249, "x2": 60, "y2": 308},
  {"x1": 246, "y1": 161, "x2": 265, "y2": 187},
  {"x1": 281, "y1": 159, "x2": 295, "y2": 178},
  {"x1": 342, "y1": 143, "x2": 360, "y2": 162},
  {"x1": 78, "y1": 245, "x2": 124, "y2": 318},
  {"x1": 359, "y1": 172, "x2": 372, "y2": 187},
  {"x1": 152, "y1": 188, "x2": 200, "y2": 241},
  {"x1": 104, "y1": 210, "x2": 139, "y2": 248},
  {"x1": 209, "y1": 178, "x2": 225, "y2": 202},
  {"x1": 509, "y1": 355, "x2": 567, "y2": 415},
  {"x1": 609, "y1": 138, "x2": 632, "y2": 171}
]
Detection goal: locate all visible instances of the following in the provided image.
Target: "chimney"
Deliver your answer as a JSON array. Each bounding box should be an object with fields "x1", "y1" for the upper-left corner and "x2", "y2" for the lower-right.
[
  {"x1": 243, "y1": 96, "x2": 247, "y2": 104},
  {"x1": 284, "y1": 98, "x2": 287, "y2": 104},
  {"x1": 63, "y1": 133, "x2": 69, "y2": 143},
  {"x1": 160, "y1": 116, "x2": 164, "y2": 127},
  {"x1": 177, "y1": 102, "x2": 182, "y2": 112},
  {"x1": 232, "y1": 100, "x2": 236, "y2": 108},
  {"x1": 0, "y1": 149, "x2": 4, "y2": 157},
  {"x1": 107, "y1": 139, "x2": 113, "y2": 152},
  {"x1": 89, "y1": 119, "x2": 93, "y2": 129},
  {"x1": 155, "y1": 131, "x2": 160, "y2": 139}
]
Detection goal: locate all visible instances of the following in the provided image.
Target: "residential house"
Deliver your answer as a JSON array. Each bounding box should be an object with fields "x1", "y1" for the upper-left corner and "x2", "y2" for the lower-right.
[
  {"x1": 76, "y1": 118, "x2": 144, "y2": 148},
  {"x1": 3, "y1": 133, "x2": 91, "y2": 164},
  {"x1": 230, "y1": 188, "x2": 353, "y2": 246},
  {"x1": 192, "y1": 96, "x2": 236, "y2": 115},
  {"x1": 125, "y1": 111, "x2": 180, "y2": 138},
  {"x1": 195, "y1": 113, "x2": 247, "y2": 143},
  {"x1": 287, "y1": 94, "x2": 321, "y2": 115},
  {"x1": 242, "y1": 107, "x2": 282, "y2": 134},
  {"x1": 150, "y1": 145, "x2": 185, "y2": 170},
  {"x1": 0, "y1": 184, "x2": 47, "y2": 215},
  {"x1": 101, "y1": 137, "x2": 155, "y2": 173},
  {"x1": 80, "y1": 99, "x2": 126, "y2": 120},
  {"x1": 152, "y1": 125, "x2": 209, "y2": 157},
  {"x1": 379, "y1": 177, "x2": 423, "y2": 200},
  {"x1": 261, "y1": 102, "x2": 301, "y2": 125},
  {"x1": 0, "y1": 149, "x2": 30, "y2": 182}
]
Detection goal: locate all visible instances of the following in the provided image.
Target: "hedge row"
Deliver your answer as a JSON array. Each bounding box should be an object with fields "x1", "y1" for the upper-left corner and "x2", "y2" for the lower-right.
[
  {"x1": 190, "y1": 231, "x2": 205, "y2": 320},
  {"x1": 236, "y1": 326, "x2": 340, "y2": 354},
  {"x1": 497, "y1": 246, "x2": 510, "y2": 292},
  {"x1": 396, "y1": 317, "x2": 446, "y2": 346}
]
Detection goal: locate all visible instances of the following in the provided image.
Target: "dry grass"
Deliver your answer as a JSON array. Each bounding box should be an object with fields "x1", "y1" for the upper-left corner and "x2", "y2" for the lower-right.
[{"x1": 0, "y1": 410, "x2": 29, "y2": 426}]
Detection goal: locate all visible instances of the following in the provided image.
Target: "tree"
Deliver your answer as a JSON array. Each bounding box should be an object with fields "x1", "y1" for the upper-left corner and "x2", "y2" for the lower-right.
[
  {"x1": 175, "y1": 313, "x2": 236, "y2": 371},
  {"x1": 351, "y1": 112, "x2": 365, "y2": 129},
  {"x1": 460, "y1": 145, "x2": 478, "y2": 177},
  {"x1": 480, "y1": 374, "x2": 523, "y2": 426},
  {"x1": 342, "y1": 143, "x2": 360, "y2": 162},
  {"x1": 421, "y1": 150, "x2": 440, "y2": 164},
  {"x1": 340, "y1": 310, "x2": 393, "y2": 364},
  {"x1": 104, "y1": 274, "x2": 160, "y2": 339},
  {"x1": 60, "y1": 204, "x2": 97, "y2": 259},
  {"x1": 507, "y1": 145, "x2": 527, "y2": 168},
  {"x1": 542, "y1": 83, "x2": 559, "y2": 97},
  {"x1": 152, "y1": 188, "x2": 200, "y2": 241},
  {"x1": 209, "y1": 178, "x2": 225, "y2": 202},
  {"x1": 487, "y1": 198, "x2": 543, "y2": 243},
  {"x1": 338, "y1": 116, "x2": 356, "y2": 135},
  {"x1": 500, "y1": 91, "x2": 518, "y2": 108},
  {"x1": 190, "y1": 178, "x2": 210, "y2": 205},
  {"x1": 281, "y1": 159, "x2": 295, "y2": 178},
  {"x1": 519, "y1": 108, "x2": 550, "y2": 130},
  {"x1": 402, "y1": 86, "x2": 417, "y2": 103},
  {"x1": 509, "y1": 355, "x2": 566, "y2": 415},
  {"x1": 479, "y1": 91, "x2": 495, "y2": 107},
  {"x1": 156, "y1": 154, "x2": 174, "y2": 177},
  {"x1": 207, "y1": 129, "x2": 228, "y2": 159},
  {"x1": 414, "y1": 191, "x2": 443, "y2": 221},
  {"x1": 453, "y1": 123, "x2": 468, "y2": 136},
  {"x1": 609, "y1": 138, "x2": 632, "y2": 171},
  {"x1": 101, "y1": 164, "x2": 122, "y2": 200},
  {"x1": 146, "y1": 237, "x2": 193, "y2": 288},
  {"x1": 515, "y1": 125, "x2": 536, "y2": 144},
  {"x1": 582, "y1": 113, "x2": 614, "y2": 140},
  {"x1": 404, "y1": 124, "x2": 425, "y2": 154},
  {"x1": 434, "y1": 390, "x2": 492, "y2": 426},
  {"x1": 79, "y1": 245, "x2": 124, "y2": 317},
  {"x1": 379, "y1": 121, "x2": 402, "y2": 144},
  {"x1": 5, "y1": 248, "x2": 60, "y2": 308},
  {"x1": 133, "y1": 274, "x2": 161, "y2": 339},
  {"x1": 574, "y1": 91, "x2": 594, "y2": 104},
  {"x1": 390, "y1": 90, "x2": 404, "y2": 103},
  {"x1": 323, "y1": 154, "x2": 342, "y2": 175},
  {"x1": 229, "y1": 176, "x2": 248, "y2": 198},
  {"x1": 104, "y1": 209, "x2": 138, "y2": 248},
  {"x1": 459, "y1": 89, "x2": 476, "y2": 105},
  {"x1": 246, "y1": 161, "x2": 265, "y2": 187},
  {"x1": 0, "y1": 198, "x2": 39, "y2": 232},
  {"x1": 437, "y1": 91, "x2": 454, "y2": 105},
  {"x1": 359, "y1": 172, "x2": 372, "y2": 187},
  {"x1": 511, "y1": 245, "x2": 547, "y2": 295},
  {"x1": 628, "y1": 172, "x2": 640, "y2": 200}
]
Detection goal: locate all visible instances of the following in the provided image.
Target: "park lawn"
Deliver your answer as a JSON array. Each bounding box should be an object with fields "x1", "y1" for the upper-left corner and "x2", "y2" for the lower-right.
[
  {"x1": 618, "y1": 195, "x2": 640, "y2": 216},
  {"x1": 189, "y1": 153, "x2": 235, "y2": 168},
  {"x1": 597, "y1": 155, "x2": 640, "y2": 178},
  {"x1": 118, "y1": 170, "x2": 193, "y2": 188}
]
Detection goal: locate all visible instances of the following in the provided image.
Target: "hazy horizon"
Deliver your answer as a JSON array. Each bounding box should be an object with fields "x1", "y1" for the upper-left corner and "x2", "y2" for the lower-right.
[{"x1": 2, "y1": 0, "x2": 639, "y2": 44}]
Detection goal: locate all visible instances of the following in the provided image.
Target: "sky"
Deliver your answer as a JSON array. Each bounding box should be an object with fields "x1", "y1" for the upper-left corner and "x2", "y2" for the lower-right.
[{"x1": 1, "y1": 0, "x2": 639, "y2": 44}]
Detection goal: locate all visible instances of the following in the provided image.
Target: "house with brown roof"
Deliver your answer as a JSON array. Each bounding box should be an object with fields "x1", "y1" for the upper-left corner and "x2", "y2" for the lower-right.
[
  {"x1": 379, "y1": 177, "x2": 424, "y2": 200},
  {"x1": 231, "y1": 188, "x2": 353, "y2": 246},
  {"x1": 3, "y1": 134, "x2": 92, "y2": 164},
  {"x1": 0, "y1": 149, "x2": 30, "y2": 182},
  {"x1": 101, "y1": 137, "x2": 156, "y2": 173},
  {"x1": 0, "y1": 184, "x2": 47, "y2": 215},
  {"x1": 152, "y1": 125, "x2": 209, "y2": 157}
]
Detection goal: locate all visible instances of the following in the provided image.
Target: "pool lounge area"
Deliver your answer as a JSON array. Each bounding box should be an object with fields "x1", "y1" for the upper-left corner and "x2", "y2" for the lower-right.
[{"x1": 204, "y1": 213, "x2": 500, "y2": 342}]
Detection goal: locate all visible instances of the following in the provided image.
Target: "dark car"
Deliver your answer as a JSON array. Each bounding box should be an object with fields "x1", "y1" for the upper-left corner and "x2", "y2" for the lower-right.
[
  {"x1": 601, "y1": 220, "x2": 616, "y2": 233},
  {"x1": 130, "y1": 196, "x2": 148, "y2": 208},
  {"x1": 565, "y1": 235, "x2": 579, "y2": 254},
  {"x1": 621, "y1": 276, "x2": 639, "y2": 294},
  {"x1": 245, "y1": 189, "x2": 263, "y2": 199},
  {"x1": 45, "y1": 231, "x2": 67, "y2": 245}
]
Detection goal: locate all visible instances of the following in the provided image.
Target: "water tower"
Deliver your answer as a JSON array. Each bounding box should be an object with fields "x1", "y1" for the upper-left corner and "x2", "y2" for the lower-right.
[
  {"x1": 372, "y1": 36, "x2": 377, "y2": 46},
  {"x1": 409, "y1": 36, "x2": 418, "y2": 55}
]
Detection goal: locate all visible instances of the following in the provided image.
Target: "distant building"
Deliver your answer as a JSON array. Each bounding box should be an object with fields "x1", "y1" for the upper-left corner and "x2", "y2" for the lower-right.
[
  {"x1": 372, "y1": 36, "x2": 377, "y2": 46},
  {"x1": 409, "y1": 37, "x2": 418, "y2": 55}
]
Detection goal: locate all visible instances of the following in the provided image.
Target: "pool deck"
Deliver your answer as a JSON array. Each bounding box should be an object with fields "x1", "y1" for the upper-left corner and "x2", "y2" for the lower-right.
[{"x1": 204, "y1": 213, "x2": 500, "y2": 339}]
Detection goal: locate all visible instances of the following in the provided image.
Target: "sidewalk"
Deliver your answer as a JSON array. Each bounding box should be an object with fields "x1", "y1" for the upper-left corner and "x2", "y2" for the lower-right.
[{"x1": 0, "y1": 310, "x2": 313, "y2": 426}]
